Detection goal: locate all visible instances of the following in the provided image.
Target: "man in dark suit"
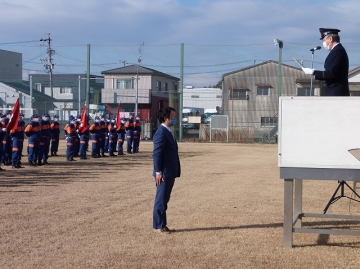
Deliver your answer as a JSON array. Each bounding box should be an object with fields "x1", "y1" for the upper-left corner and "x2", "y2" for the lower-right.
[
  {"x1": 152, "y1": 107, "x2": 181, "y2": 234},
  {"x1": 302, "y1": 28, "x2": 349, "y2": 96}
]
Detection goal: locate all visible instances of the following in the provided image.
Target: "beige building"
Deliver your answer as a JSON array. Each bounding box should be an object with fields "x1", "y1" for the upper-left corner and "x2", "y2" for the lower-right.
[{"x1": 221, "y1": 60, "x2": 320, "y2": 140}]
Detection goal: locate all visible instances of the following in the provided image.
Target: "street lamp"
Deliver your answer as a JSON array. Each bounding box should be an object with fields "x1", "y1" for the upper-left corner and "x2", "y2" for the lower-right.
[
  {"x1": 135, "y1": 66, "x2": 139, "y2": 116},
  {"x1": 274, "y1": 39, "x2": 283, "y2": 104}
]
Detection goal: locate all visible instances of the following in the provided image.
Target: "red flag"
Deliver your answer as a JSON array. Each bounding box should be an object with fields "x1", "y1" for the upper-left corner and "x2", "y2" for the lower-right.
[
  {"x1": 78, "y1": 104, "x2": 88, "y2": 134},
  {"x1": 7, "y1": 98, "x2": 20, "y2": 132},
  {"x1": 116, "y1": 102, "x2": 121, "y2": 129}
]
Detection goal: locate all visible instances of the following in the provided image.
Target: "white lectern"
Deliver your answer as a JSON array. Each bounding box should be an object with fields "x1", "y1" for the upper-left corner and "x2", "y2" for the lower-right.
[{"x1": 279, "y1": 96, "x2": 360, "y2": 247}]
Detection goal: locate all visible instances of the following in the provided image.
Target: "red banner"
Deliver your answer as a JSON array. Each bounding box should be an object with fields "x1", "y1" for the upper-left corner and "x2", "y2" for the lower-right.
[
  {"x1": 6, "y1": 98, "x2": 20, "y2": 132},
  {"x1": 78, "y1": 104, "x2": 88, "y2": 134},
  {"x1": 116, "y1": 102, "x2": 121, "y2": 129}
]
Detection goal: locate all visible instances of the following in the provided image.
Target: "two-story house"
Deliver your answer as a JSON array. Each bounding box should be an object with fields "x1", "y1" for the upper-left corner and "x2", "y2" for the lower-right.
[{"x1": 101, "y1": 65, "x2": 180, "y2": 127}]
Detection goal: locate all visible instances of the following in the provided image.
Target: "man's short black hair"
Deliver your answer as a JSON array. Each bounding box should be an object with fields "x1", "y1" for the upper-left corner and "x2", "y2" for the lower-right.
[{"x1": 157, "y1": 107, "x2": 176, "y2": 123}]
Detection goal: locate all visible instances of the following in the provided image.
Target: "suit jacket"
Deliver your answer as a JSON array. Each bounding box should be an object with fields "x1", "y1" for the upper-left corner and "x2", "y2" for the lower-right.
[
  {"x1": 152, "y1": 125, "x2": 181, "y2": 179},
  {"x1": 314, "y1": 43, "x2": 349, "y2": 96}
]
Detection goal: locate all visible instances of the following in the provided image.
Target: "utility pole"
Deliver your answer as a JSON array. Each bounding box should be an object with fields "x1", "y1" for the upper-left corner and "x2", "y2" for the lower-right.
[
  {"x1": 179, "y1": 43, "x2": 184, "y2": 142},
  {"x1": 135, "y1": 43, "x2": 144, "y2": 116},
  {"x1": 40, "y1": 33, "x2": 55, "y2": 98}
]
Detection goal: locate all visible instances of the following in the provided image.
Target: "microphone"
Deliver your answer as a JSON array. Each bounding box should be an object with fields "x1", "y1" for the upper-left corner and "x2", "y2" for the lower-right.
[{"x1": 310, "y1": 46, "x2": 322, "y2": 52}]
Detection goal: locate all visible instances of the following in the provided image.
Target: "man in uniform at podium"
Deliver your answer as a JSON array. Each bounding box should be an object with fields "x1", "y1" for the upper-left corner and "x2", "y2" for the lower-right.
[{"x1": 302, "y1": 28, "x2": 349, "y2": 96}]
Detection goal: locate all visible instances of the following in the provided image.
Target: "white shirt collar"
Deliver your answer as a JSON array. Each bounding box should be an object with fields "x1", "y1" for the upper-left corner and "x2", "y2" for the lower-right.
[{"x1": 161, "y1": 123, "x2": 172, "y2": 133}]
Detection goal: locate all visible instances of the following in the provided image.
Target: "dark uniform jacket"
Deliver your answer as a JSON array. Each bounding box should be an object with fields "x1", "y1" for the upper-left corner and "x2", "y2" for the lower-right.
[{"x1": 314, "y1": 43, "x2": 349, "y2": 96}]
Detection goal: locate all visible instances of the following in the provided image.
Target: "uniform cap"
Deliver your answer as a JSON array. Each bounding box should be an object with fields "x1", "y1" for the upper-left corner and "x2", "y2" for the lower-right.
[
  {"x1": 121, "y1": 117, "x2": 125, "y2": 121},
  {"x1": 69, "y1": 115, "x2": 75, "y2": 121},
  {"x1": 42, "y1": 112, "x2": 50, "y2": 117},
  {"x1": 319, "y1": 28, "x2": 340, "y2": 40},
  {"x1": 20, "y1": 113, "x2": 24, "y2": 117},
  {"x1": 95, "y1": 116, "x2": 100, "y2": 120},
  {"x1": 31, "y1": 114, "x2": 39, "y2": 119},
  {"x1": 6, "y1": 110, "x2": 12, "y2": 115},
  {"x1": 53, "y1": 115, "x2": 59, "y2": 119}
]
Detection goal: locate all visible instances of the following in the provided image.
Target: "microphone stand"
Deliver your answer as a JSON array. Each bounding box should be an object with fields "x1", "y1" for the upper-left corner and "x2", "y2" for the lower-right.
[{"x1": 310, "y1": 49, "x2": 315, "y2": 96}]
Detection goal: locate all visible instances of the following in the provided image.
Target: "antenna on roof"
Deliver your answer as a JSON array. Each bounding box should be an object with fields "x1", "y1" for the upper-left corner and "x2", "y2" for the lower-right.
[{"x1": 138, "y1": 42, "x2": 144, "y2": 64}]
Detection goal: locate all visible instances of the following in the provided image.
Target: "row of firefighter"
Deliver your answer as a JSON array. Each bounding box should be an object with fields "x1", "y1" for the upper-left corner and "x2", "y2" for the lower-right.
[{"x1": 0, "y1": 111, "x2": 142, "y2": 171}]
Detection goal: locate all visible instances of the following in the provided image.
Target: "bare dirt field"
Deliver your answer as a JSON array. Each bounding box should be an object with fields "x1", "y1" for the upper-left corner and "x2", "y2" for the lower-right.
[{"x1": 1, "y1": 142, "x2": 360, "y2": 269}]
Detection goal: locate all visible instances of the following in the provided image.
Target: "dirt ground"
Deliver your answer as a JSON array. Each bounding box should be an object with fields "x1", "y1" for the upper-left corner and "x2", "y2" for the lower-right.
[{"x1": 1, "y1": 141, "x2": 360, "y2": 269}]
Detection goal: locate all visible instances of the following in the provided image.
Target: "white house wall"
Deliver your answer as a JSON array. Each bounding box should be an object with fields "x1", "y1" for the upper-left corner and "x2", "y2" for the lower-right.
[
  {"x1": 349, "y1": 73, "x2": 360, "y2": 82},
  {"x1": 102, "y1": 74, "x2": 151, "y2": 104}
]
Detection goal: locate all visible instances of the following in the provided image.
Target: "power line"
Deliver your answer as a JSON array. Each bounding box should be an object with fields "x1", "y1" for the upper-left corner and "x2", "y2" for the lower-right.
[{"x1": 0, "y1": 40, "x2": 40, "y2": 45}]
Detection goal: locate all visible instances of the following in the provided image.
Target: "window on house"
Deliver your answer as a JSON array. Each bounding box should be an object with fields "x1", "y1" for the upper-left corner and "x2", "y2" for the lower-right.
[
  {"x1": 174, "y1": 84, "x2": 178, "y2": 91},
  {"x1": 60, "y1": 87, "x2": 73, "y2": 94},
  {"x1": 229, "y1": 89, "x2": 248, "y2": 100},
  {"x1": 191, "y1": 95, "x2": 200, "y2": 98},
  {"x1": 35, "y1": 83, "x2": 41, "y2": 92},
  {"x1": 257, "y1": 87, "x2": 270, "y2": 96},
  {"x1": 216, "y1": 95, "x2": 222, "y2": 98},
  {"x1": 157, "y1": 81, "x2": 161, "y2": 91},
  {"x1": 117, "y1": 79, "x2": 134, "y2": 89},
  {"x1": 297, "y1": 87, "x2": 314, "y2": 96},
  {"x1": 261, "y1": 117, "x2": 278, "y2": 127},
  {"x1": 163, "y1": 82, "x2": 168, "y2": 91}
]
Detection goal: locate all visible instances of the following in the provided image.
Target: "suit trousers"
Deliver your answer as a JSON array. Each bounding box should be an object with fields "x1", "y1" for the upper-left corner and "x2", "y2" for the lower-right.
[{"x1": 153, "y1": 177, "x2": 175, "y2": 229}]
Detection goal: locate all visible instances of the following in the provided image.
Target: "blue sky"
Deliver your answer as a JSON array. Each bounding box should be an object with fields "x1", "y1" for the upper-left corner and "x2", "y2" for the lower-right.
[{"x1": 1, "y1": 0, "x2": 360, "y2": 87}]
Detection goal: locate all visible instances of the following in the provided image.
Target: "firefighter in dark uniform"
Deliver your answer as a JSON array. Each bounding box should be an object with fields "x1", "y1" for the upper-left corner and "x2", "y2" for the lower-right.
[
  {"x1": 0, "y1": 113, "x2": 6, "y2": 171},
  {"x1": 25, "y1": 114, "x2": 41, "y2": 166},
  {"x1": 2, "y1": 110, "x2": 12, "y2": 166},
  {"x1": 39, "y1": 113, "x2": 51, "y2": 165},
  {"x1": 1, "y1": 113, "x2": 8, "y2": 166},
  {"x1": 99, "y1": 115, "x2": 108, "y2": 157},
  {"x1": 116, "y1": 117, "x2": 126, "y2": 155},
  {"x1": 89, "y1": 116, "x2": 101, "y2": 158},
  {"x1": 104, "y1": 116, "x2": 110, "y2": 153},
  {"x1": 107, "y1": 117, "x2": 117, "y2": 156},
  {"x1": 73, "y1": 115, "x2": 81, "y2": 157},
  {"x1": 65, "y1": 122, "x2": 77, "y2": 161},
  {"x1": 10, "y1": 113, "x2": 25, "y2": 168},
  {"x1": 50, "y1": 115, "x2": 60, "y2": 156},
  {"x1": 133, "y1": 114, "x2": 141, "y2": 153},
  {"x1": 125, "y1": 113, "x2": 135, "y2": 154},
  {"x1": 78, "y1": 115, "x2": 90, "y2": 160},
  {"x1": 302, "y1": 28, "x2": 349, "y2": 96}
]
